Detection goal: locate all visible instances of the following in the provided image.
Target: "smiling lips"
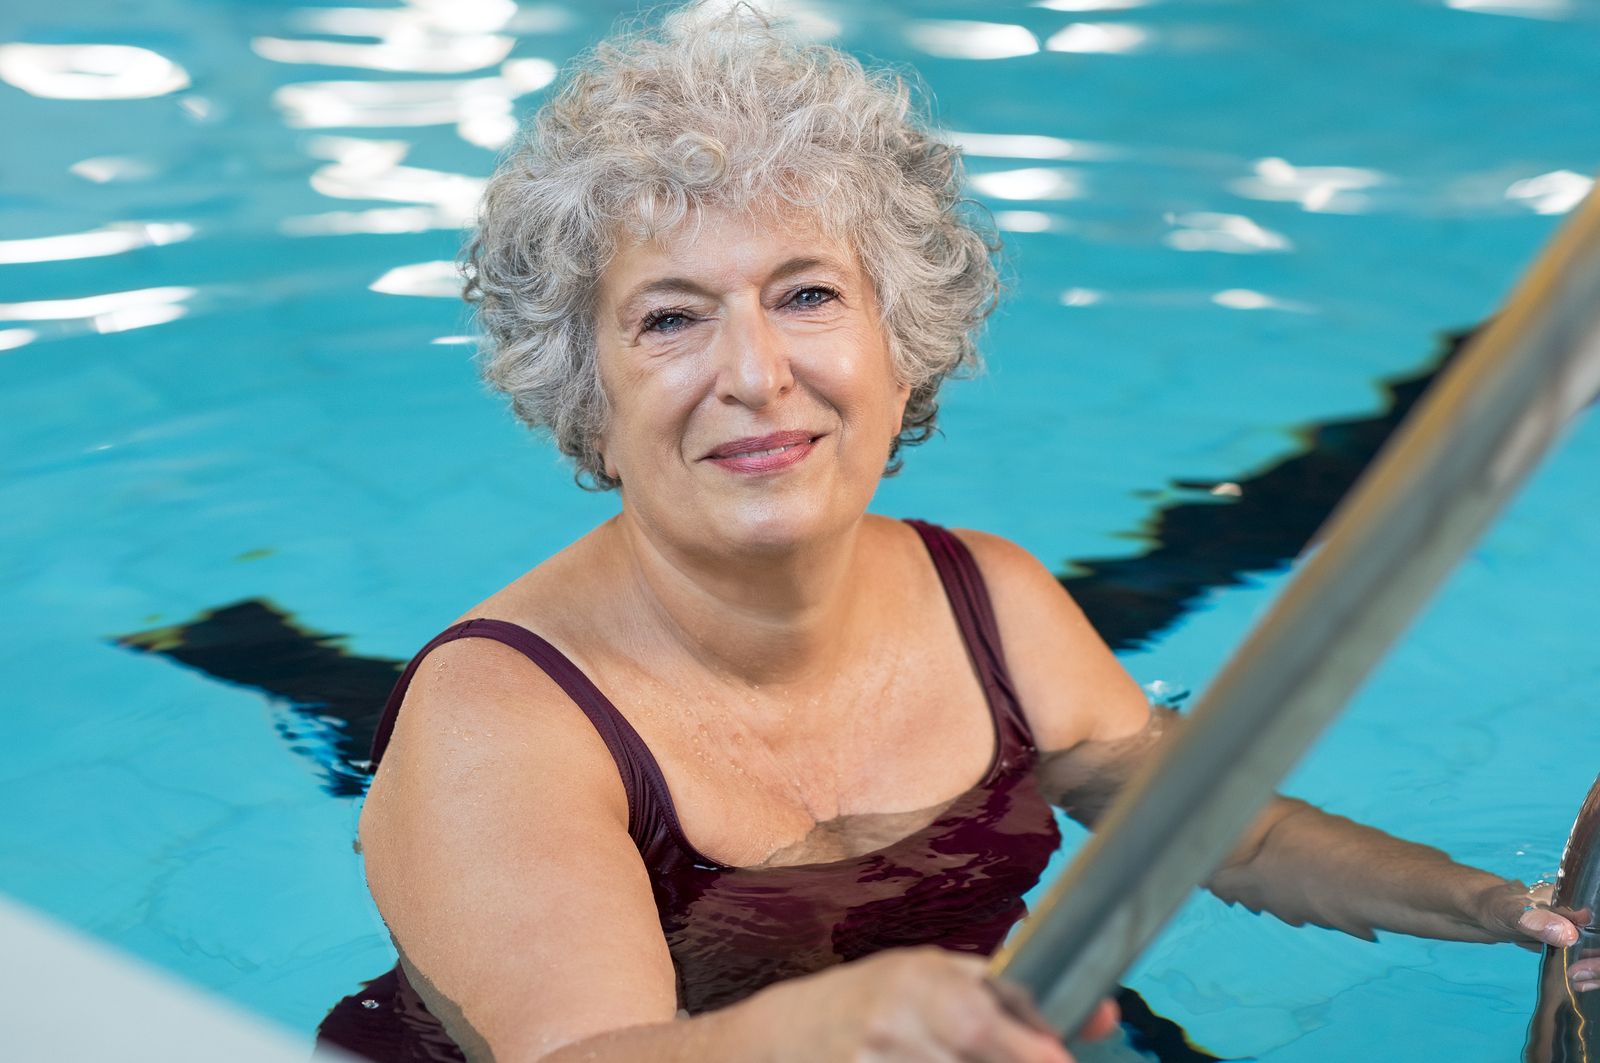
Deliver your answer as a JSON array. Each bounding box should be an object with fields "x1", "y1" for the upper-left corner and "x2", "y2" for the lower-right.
[{"x1": 703, "y1": 430, "x2": 819, "y2": 474}]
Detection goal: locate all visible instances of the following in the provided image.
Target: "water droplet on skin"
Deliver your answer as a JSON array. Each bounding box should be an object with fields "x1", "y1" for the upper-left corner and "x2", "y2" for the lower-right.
[{"x1": 1142, "y1": 679, "x2": 1191, "y2": 708}]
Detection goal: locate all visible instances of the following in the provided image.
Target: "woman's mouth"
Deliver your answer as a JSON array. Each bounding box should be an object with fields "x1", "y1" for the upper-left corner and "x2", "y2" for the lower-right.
[{"x1": 703, "y1": 431, "x2": 820, "y2": 474}]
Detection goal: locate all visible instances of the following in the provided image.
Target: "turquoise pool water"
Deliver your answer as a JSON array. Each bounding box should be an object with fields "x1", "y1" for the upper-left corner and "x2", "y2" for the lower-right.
[{"x1": 3, "y1": 0, "x2": 1598, "y2": 1058}]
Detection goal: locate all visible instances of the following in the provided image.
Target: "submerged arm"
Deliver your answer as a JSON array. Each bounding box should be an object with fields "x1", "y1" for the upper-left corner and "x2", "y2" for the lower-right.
[
  {"x1": 1037, "y1": 710, "x2": 1574, "y2": 946},
  {"x1": 957, "y1": 527, "x2": 1578, "y2": 951}
]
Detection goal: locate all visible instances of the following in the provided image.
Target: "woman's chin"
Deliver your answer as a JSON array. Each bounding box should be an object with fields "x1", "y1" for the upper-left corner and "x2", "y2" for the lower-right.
[
  {"x1": 715, "y1": 509, "x2": 827, "y2": 555},
  {"x1": 706, "y1": 494, "x2": 856, "y2": 556}
]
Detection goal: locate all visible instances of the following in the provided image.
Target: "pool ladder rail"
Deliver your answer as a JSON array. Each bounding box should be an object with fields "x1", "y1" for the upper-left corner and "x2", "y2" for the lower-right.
[
  {"x1": 991, "y1": 164, "x2": 1600, "y2": 1046},
  {"x1": 1527, "y1": 773, "x2": 1600, "y2": 1062}
]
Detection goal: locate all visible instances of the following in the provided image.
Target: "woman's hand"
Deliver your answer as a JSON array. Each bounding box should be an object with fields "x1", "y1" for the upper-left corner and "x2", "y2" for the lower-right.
[
  {"x1": 760, "y1": 947, "x2": 1119, "y2": 1063},
  {"x1": 1474, "y1": 879, "x2": 1600, "y2": 990}
]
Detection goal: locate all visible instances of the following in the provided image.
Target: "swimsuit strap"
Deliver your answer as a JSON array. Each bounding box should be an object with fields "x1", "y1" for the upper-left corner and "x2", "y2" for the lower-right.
[
  {"x1": 367, "y1": 618, "x2": 685, "y2": 862},
  {"x1": 903, "y1": 519, "x2": 1040, "y2": 765}
]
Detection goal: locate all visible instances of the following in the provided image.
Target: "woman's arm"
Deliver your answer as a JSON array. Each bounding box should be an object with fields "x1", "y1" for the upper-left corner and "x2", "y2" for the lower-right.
[
  {"x1": 359, "y1": 636, "x2": 682, "y2": 1060},
  {"x1": 1205, "y1": 794, "x2": 1563, "y2": 945},
  {"x1": 362, "y1": 635, "x2": 1098, "y2": 1063},
  {"x1": 954, "y1": 529, "x2": 1581, "y2": 953}
]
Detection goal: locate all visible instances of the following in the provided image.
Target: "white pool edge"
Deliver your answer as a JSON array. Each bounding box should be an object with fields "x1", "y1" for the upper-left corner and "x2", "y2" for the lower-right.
[{"x1": 0, "y1": 893, "x2": 358, "y2": 1063}]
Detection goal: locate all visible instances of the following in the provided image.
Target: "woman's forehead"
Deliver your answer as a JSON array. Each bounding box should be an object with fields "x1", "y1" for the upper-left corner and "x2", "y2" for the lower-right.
[{"x1": 601, "y1": 205, "x2": 860, "y2": 299}]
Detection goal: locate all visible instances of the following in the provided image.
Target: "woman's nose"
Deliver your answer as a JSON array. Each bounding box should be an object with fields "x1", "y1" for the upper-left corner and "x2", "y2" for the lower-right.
[{"x1": 714, "y1": 303, "x2": 794, "y2": 409}]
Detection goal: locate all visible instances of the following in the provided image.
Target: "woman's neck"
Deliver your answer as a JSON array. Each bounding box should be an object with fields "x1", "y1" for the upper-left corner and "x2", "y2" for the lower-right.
[{"x1": 602, "y1": 511, "x2": 875, "y2": 690}]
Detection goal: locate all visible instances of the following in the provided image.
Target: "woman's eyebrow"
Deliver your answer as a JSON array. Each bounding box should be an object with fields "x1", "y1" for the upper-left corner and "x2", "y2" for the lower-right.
[
  {"x1": 614, "y1": 257, "x2": 852, "y2": 326},
  {"x1": 767, "y1": 255, "x2": 851, "y2": 282},
  {"x1": 614, "y1": 278, "x2": 712, "y2": 327}
]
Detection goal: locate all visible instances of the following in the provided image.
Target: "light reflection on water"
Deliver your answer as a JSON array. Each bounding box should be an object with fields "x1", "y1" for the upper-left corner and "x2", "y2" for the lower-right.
[
  {"x1": 1042, "y1": 22, "x2": 1150, "y2": 53},
  {"x1": 969, "y1": 166, "x2": 1083, "y2": 200},
  {"x1": 299, "y1": 137, "x2": 485, "y2": 226},
  {"x1": 0, "y1": 222, "x2": 195, "y2": 265},
  {"x1": 947, "y1": 130, "x2": 1118, "y2": 161},
  {"x1": 1229, "y1": 157, "x2": 1389, "y2": 214},
  {"x1": 270, "y1": 58, "x2": 556, "y2": 145},
  {"x1": 0, "y1": 43, "x2": 190, "y2": 100},
  {"x1": 903, "y1": 20, "x2": 1040, "y2": 59},
  {"x1": 252, "y1": 33, "x2": 516, "y2": 75},
  {"x1": 0, "y1": 286, "x2": 196, "y2": 336},
  {"x1": 1507, "y1": 170, "x2": 1594, "y2": 214},
  {"x1": 0, "y1": 328, "x2": 38, "y2": 351},
  {"x1": 1443, "y1": 0, "x2": 1576, "y2": 18},
  {"x1": 1163, "y1": 211, "x2": 1291, "y2": 254},
  {"x1": 1032, "y1": 0, "x2": 1157, "y2": 10},
  {"x1": 66, "y1": 155, "x2": 159, "y2": 184},
  {"x1": 369, "y1": 260, "x2": 463, "y2": 298},
  {"x1": 0, "y1": 0, "x2": 1588, "y2": 336},
  {"x1": 253, "y1": 0, "x2": 522, "y2": 74},
  {"x1": 1054, "y1": 285, "x2": 1317, "y2": 314}
]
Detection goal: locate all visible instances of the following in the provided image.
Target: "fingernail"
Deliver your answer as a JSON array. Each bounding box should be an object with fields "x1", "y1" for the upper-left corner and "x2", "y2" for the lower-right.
[
  {"x1": 1578, "y1": 981, "x2": 1600, "y2": 994},
  {"x1": 1545, "y1": 926, "x2": 1576, "y2": 946}
]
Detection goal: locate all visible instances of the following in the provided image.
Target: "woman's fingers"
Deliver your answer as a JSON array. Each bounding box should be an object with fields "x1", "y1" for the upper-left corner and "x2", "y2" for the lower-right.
[
  {"x1": 1517, "y1": 905, "x2": 1580, "y2": 950},
  {"x1": 944, "y1": 981, "x2": 1072, "y2": 1063},
  {"x1": 968, "y1": 979, "x2": 1119, "y2": 1061},
  {"x1": 828, "y1": 951, "x2": 1117, "y2": 1062},
  {"x1": 1497, "y1": 881, "x2": 1579, "y2": 950},
  {"x1": 1074, "y1": 999, "x2": 1121, "y2": 1043},
  {"x1": 983, "y1": 979, "x2": 1056, "y2": 1037},
  {"x1": 1566, "y1": 952, "x2": 1600, "y2": 992}
]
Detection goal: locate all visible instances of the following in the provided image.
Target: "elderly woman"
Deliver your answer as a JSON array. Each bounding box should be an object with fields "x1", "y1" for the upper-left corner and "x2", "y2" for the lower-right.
[{"x1": 320, "y1": 8, "x2": 1589, "y2": 1063}]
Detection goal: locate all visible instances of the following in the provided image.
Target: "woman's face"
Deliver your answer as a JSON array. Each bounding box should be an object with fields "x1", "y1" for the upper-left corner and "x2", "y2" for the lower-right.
[{"x1": 593, "y1": 206, "x2": 910, "y2": 556}]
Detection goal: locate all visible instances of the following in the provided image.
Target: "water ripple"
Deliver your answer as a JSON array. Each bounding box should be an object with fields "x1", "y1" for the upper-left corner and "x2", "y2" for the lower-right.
[
  {"x1": 272, "y1": 58, "x2": 556, "y2": 148},
  {"x1": 298, "y1": 136, "x2": 484, "y2": 224},
  {"x1": 252, "y1": 35, "x2": 515, "y2": 75},
  {"x1": 1230, "y1": 157, "x2": 1390, "y2": 214},
  {"x1": 255, "y1": 0, "x2": 519, "y2": 74}
]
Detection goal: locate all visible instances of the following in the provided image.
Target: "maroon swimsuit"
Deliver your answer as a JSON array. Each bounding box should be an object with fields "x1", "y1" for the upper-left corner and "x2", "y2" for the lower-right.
[{"x1": 319, "y1": 519, "x2": 1062, "y2": 1061}]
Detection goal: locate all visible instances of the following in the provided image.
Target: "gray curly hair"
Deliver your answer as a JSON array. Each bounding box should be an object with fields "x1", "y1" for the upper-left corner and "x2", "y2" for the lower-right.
[{"x1": 464, "y1": 3, "x2": 1000, "y2": 489}]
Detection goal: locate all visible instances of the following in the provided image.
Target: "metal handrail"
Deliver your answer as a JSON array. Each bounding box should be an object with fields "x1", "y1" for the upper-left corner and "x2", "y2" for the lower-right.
[
  {"x1": 1526, "y1": 774, "x2": 1600, "y2": 1062},
  {"x1": 991, "y1": 169, "x2": 1600, "y2": 1038}
]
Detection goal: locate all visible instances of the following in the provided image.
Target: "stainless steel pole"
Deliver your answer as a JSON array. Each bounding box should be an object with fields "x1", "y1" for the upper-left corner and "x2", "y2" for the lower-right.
[
  {"x1": 992, "y1": 170, "x2": 1600, "y2": 1038},
  {"x1": 1525, "y1": 775, "x2": 1600, "y2": 1063}
]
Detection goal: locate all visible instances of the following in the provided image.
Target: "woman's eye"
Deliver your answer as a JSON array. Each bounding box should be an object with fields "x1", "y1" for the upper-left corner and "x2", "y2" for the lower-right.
[
  {"x1": 641, "y1": 309, "x2": 692, "y2": 333},
  {"x1": 790, "y1": 286, "x2": 838, "y2": 308}
]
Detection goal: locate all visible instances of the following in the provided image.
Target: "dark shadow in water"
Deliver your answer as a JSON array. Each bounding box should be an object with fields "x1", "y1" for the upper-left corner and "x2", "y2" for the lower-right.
[
  {"x1": 1116, "y1": 986, "x2": 1228, "y2": 1061},
  {"x1": 116, "y1": 600, "x2": 398, "y2": 798},
  {"x1": 1064, "y1": 328, "x2": 1473, "y2": 652},
  {"x1": 112, "y1": 327, "x2": 1483, "y2": 1061}
]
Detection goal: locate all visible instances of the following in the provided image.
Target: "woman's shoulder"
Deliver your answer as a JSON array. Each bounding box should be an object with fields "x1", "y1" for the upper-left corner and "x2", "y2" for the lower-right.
[
  {"x1": 932, "y1": 523, "x2": 1154, "y2": 753},
  {"x1": 378, "y1": 523, "x2": 629, "y2": 776}
]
